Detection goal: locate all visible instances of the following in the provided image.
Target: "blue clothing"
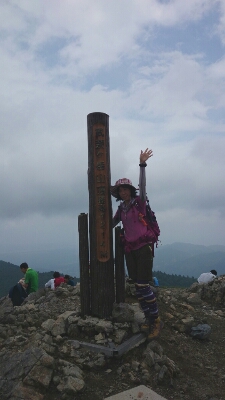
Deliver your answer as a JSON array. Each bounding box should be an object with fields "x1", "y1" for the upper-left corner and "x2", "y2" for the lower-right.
[
  {"x1": 153, "y1": 277, "x2": 159, "y2": 287},
  {"x1": 68, "y1": 279, "x2": 75, "y2": 286}
]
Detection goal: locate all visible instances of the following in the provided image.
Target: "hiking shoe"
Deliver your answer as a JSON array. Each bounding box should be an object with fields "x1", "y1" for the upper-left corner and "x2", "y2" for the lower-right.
[
  {"x1": 148, "y1": 317, "x2": 164, "y2": 340},
  {"x1": 140, "y1": 319, "x2": 150, "y2": 333}
]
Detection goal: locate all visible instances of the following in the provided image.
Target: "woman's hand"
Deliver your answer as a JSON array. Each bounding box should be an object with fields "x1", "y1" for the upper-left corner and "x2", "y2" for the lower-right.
[{"x1": 140, "y1": 148, "x2": 153, "y2": 163}]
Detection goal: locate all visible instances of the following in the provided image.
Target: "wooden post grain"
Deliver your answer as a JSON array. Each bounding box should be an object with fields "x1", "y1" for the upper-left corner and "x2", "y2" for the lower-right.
[
  {"x1": 78, "y1": 213, "x2": 90, "y2": 316},
  {"x1": 87, "y1": 112, "x2": 115, "y2": 318},
  {"x1": 115, "y1": 227, "x2": 125, "y2": 303}
]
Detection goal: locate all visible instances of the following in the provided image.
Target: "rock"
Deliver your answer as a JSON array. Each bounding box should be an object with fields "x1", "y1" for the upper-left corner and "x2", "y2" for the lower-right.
[
  {"x1": 158, "y1": 364, "x2": 168, "y2": 381},
  {"x1": 112, "y1": 303, "x2": 134, "y2": 322},
  {"x1": 57, "y1": 376, "x2": 85, "y2": 394},
  {"x1": 51, "y1": 316, "x2": 66, "y2": 336},
  {"x1": 23, "y1": 364, "x2": 53, "y2": 388},
  {"x1": 9, "y1": 383, "x2": 44, "y2": 400},
  {"x1": 181, "y1": 316, "x2": 194, "y2": 326},
  {"x1": 1, "y1": 274, "x2": 225, "y2": 400},
  {"x1": 60, "y1": 362, "x2": 83, "y2": 380},
  {"x1": 41, "y1": 318, "x2": 55, "y2": 332},
  {"x1": 131, "y1": 360, "x2": 140, "y2": 371},
  {"x1": 95, "y1": 332, "x2": 105, "y2": 341},
  {"x1": 147, "y1": 340, "x2": 164, "y2": 357},
  {"x1": 77, "y1": 316, "x2": 99, "y2": 328},
  {"x1": 131, "y1": 320, "x2": 141, "y2": 334},
  {"x1": 173, "y1": 321, "x2": 189, "y2": 333},
  {"x1": 144, "y1": 348, "x2": 155, "y2": 367},
  {"x1": 186, "y1": 293, "x2": 202, "y2": 305},
  {"x1": 95, "y1": 320, "x2": 114, "y2": 334},
  {"x1": 114, "y1": 329, "x2": 127, "y2": 344},
  {"x1": 190, "y1": 324, "x2": 211, "y2": 339},
  {"x1": 180, "y1": 303, "x2": 195, "y2": 312},
  {"x1": 125, "y1": 282, "x2": 136, "y2": 296},
  {"x1": 164, "y1": 312, "x2": 174, "y2": 319},
  {"x1": 68, "y1": 324, "x2": 80, "y2": 338},
  {"x1": 0, "y1": 347, "x2": 52, "y2": 398}
]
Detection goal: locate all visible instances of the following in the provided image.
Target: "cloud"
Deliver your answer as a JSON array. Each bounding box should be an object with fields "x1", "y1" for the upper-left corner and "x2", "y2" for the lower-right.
[
  {"x1": 0, "y1": 0, "x2": 225, "y2": 261},
  {"x1": 1, "y1": 0, "x2": 220, "y2": 79},
  {"x1": 216, "y1": 0, "x2": 225, "y2": 44}
]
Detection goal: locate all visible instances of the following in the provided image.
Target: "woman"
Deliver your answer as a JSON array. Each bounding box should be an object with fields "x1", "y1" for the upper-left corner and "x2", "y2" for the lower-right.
[{"x1": 111, "y1": 148, "x2": 163, "y2": 340}]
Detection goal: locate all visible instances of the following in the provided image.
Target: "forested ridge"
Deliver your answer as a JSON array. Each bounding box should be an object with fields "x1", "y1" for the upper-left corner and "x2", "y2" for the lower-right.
[
  {"x1": 153, "y1": 270, "x2": 195, "y2": 288},
  {"x1": 0, "y1": 260, "x2": 195, "y2": 298}
]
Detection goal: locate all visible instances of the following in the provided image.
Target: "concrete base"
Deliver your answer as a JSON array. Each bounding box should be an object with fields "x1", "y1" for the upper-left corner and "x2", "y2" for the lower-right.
[
  {"x1": 77, "y1": 333, "x2": 146, "y2": 357},
  {"x1": 104, "y1": 385, "x2": 168, "y2": 400}
]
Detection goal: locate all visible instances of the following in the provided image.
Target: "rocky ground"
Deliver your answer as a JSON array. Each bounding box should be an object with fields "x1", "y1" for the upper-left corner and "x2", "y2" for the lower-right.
[{"x1": 0, "y1": 276, "x2": 225, "y2": 400}]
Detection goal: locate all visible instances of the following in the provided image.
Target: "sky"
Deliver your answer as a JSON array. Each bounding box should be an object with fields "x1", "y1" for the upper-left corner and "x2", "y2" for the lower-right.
[{"x1": 1, "y1": 0, "x2": 225, "y2": 269}]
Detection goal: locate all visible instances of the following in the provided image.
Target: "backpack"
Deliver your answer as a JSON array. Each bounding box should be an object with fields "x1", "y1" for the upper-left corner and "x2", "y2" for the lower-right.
[
  {"x1": 142, "y1": 197, "x2": 160, "y2": 244},
  {"x1": 135, "y1": 196, "x2": 160, "y2": 250},
  {"x1": 118, "y1": 196, "x2": 160, "y2": 255},
  {"x1": 9, "y1": 283, "x2": 28, "y2": 307}
]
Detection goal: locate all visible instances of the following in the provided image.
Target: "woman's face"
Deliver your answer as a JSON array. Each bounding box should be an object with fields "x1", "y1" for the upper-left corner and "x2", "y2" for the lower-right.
[{"x1": 119, "y1": 186, "x2": 131, "y2": 203}]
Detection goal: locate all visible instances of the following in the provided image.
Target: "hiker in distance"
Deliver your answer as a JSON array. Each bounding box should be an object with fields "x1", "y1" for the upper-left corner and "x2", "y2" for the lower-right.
[
  {"x1": 111, "y1": 148, "x2": 163, "y2": 340},
  {"x1": 9, "y1": 262, "x2": 38, "y2": 307},
  {"x1": 45, "y1": 271, "x2": 65, "y2": 290},
  {"x1": 197, "y1": 269, "x2": 217, "y2": 284},
  {"x1": 64, "y1": 275, "x2": 75, "y2": 286},
  {"x1": 19, "y1": 262, "x2": 39, "y2": 294}
]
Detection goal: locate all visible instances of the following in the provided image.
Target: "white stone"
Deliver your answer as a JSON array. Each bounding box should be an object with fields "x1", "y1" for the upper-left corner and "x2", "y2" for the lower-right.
[{"x1": 104, "y1": 384, "x2": 168, "y2": 399}]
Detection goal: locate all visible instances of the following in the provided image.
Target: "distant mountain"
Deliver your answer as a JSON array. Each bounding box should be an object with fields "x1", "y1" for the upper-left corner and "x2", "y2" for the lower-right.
[{"x1": 154, "y1": 242, "x2": 225, "y2": 278}]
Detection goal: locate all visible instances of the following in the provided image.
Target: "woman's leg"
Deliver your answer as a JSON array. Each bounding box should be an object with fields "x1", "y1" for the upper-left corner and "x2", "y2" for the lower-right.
[
  {"x1": 135, "y1": 281, "x2": 158, "y2": 321},
  {"x1": 135, "y1": 245, "x2": 163, "y2": 338}
]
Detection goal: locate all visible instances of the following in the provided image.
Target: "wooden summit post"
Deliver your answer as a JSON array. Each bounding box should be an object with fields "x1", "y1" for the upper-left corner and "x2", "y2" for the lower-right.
[
  {"x1": 87, "y1": 112, "x2": 115, "y2": 318},
  {"x1": 78, "y1": 213, "x2": 90, "y2": 317}
]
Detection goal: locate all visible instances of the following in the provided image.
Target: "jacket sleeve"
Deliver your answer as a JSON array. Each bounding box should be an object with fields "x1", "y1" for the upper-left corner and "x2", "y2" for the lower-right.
[
  {"x1": 139, "y1": 165, "x2": 147, "y2": 202},
  {"x1": 45, "y1": 279, "x2": 55, "y2": 289},
  {"x1": 45, "y1": 280, "x2": 50, "y2": 288}
]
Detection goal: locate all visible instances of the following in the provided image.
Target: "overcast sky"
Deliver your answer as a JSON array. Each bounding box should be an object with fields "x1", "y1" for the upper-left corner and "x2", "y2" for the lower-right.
[{"x1": 1, "y1": 0, "x2": 225, "y2": 263}]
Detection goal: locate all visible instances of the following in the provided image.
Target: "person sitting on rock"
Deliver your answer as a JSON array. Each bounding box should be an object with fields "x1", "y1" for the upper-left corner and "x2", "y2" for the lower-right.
[
  {"x1": 197, "y1": 269, "x2": 217, "y2": 284},
  {"x1": 45, "y1": 271, "x2": 65, "y2": 289},
  {"x1": 45, "y1": 277, "x2": 55, "y2": 290},
  {"x1": 64, "y1": 275, "x2": 75, "y2": 286},
  {"x1": 19, "y1": 262, "x2": 38, "y2": 294}
]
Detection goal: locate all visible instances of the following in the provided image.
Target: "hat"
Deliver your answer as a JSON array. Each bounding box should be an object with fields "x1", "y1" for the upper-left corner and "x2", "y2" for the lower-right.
[{"x1": 110, "y1": 178, "x2": 137, "y2": 198}]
